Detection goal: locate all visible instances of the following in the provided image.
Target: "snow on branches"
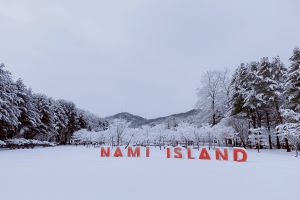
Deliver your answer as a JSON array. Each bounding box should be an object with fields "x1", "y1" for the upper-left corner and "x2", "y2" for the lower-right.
[
  {"x1": 72, "y1": 121, "x2": 236, "y2": 150},
  {"x1": 276, "y1": 109, "x2": 300, "y2": 156}
]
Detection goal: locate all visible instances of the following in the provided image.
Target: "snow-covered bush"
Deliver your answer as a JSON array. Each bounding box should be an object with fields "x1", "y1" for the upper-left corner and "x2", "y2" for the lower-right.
[
  {"x1": 5, "y1": 138, "x2": 56, "y2": 148},
  {"x1": 72, "y1": 129, "x2": 105, "y2": 145},
  {"x1": 276, "y1": 123, "x2": 300, "y2": 156},
  {"x1": 72, "y1": 120, "x2": 237, "y2": 149},
  {"x1": 276, "y1": 109, "x2": 300, "y2": 156},
  {"x1": 0, "y1": 140, "x2": 6, "y2": 147},
  {"x1": 248, "y1": 128, "x2": 268, "y2": 152}
]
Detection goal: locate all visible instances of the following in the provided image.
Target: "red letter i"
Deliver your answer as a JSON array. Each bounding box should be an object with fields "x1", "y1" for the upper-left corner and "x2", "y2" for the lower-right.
[
  {"x1": 166, "y1": 147, "x2": 171, "y2": 158},
  {"x1": 146, "y1": 147, "x2": 150, "y2": 157}
]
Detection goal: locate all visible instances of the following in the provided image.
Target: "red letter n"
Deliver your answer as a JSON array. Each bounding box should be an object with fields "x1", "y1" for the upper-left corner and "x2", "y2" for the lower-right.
[
  {"x1": 215, "y1": 148, "x2": 228, "y2": 161},
  {"x1": 100, "y1": 147, "x2": 110, "y2": 157}
]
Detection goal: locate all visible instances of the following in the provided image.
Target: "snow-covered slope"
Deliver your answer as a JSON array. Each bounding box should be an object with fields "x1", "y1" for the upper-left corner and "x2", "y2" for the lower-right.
[
  {"x1": 106, "y1": 109, "x2": 205, "y2": 127},
  {"x1": 0, "y1": 146, "x2": 299, "y2": 200},
  {"x1": 105, "y1": 112, "x2": 148, "y2": 127}
]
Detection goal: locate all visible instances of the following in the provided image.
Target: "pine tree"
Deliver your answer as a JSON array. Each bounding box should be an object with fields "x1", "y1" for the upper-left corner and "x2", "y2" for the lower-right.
[
  {"x1": 230, "y1": 63, "x2": 248, "y2": 116},
  {"x1": 58, "y1": 100, "x2": 80, "y2": 144},
  {"x1": 280, "y1": 47, "x2": 300, "y2": 152},
  {"x1": 33, "y1": 94, "x2": 56, "y2": 141},
  {"x1": 286, "y1": 47, "x2": 300, "y2": 111},
  {"x1": 15, "y1": 79, "x2": 41, "y2": 139},
  {"x1": 0, "y1": 63, "x2": 108, "y2": 144},
  {"x1": 53, "y1": 100, "x2": 69, "y2": 142},
  {"x1": 0, "y1": 64, "x2": 21, "y2": 140},
  {"x1": 270, "y1": 57, "x2": 287, "y2": 149},
  {"x1": 235, "y1": 62, "x2": 261, "y2": 129},
  {"x1": 255, "y1": 57, "x2": 277, "y2": 149}
]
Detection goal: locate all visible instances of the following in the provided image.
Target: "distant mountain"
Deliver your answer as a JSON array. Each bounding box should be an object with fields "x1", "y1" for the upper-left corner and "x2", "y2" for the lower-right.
[
  {"x1": 105, "y1": 109, "x2": 205, "y2": 128},
  {"x1": 105, "y1": 112, "x2": 148, "y2": 127}
]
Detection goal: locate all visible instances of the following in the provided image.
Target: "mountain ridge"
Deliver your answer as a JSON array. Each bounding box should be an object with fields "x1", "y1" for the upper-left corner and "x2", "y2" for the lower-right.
[{"x1": 105, "y1": 109, "x2": 203, "y2": 127}]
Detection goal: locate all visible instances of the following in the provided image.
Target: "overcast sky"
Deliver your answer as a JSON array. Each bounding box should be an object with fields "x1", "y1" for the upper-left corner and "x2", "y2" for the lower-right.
[{"x1": 0, "y1": 0, "x2": 300, "y2": 118}]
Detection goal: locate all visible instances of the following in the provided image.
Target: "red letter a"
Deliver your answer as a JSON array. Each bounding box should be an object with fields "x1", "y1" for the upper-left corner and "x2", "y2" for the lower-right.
[
  {"x1": 113, "y1": 147, "x2": 123, "y2": 157},
  {"x1": 199, "y1": 148, "x2": 211, "y2": 160}
]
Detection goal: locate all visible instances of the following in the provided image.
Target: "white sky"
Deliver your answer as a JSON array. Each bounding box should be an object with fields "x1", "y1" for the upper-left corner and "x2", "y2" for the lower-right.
[{"x1": 0, "y1": 0, "x2": 300, "y2": 118}]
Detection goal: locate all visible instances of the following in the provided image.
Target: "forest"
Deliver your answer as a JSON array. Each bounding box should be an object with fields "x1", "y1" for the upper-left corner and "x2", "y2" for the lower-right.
[
  {"x1": 73, "y1": 47, "x2": 300, "y2": 156},
  {"x1": 0, "y1": 63, "x2": 108, "y2": 145},
  {"x1": 1, "y1": 48, "x2": 300, "y2": 156}
]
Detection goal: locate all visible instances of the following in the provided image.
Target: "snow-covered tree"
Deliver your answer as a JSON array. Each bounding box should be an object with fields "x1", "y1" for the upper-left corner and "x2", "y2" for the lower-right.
[
  {"x1": 106, "y1": 119, "x2": 130, "y2": 146},
  {"x1": 276, "y1": 109, "x2": 300, "y2": 156},
  {"x1": 285, "y1": 47, "x2": 300, "y2": 111},
  {"x1": 196, "y1": 70, "x2": 230, "y2": 126},
  {"x1": 248, "y1": 127, "x2": 267, "y2": 152},
  {"x1": 228, "y1": 116, "x2": 249, "y2": 148},
  {"x1": 229, "y1": 57, "x2": 288, "y2": 150},
  {"x1": 255, "y1": 57, "x2": 286, "y2": 149},
  {"x1": 33, "y1": 94, "x2": 56, "y2": 141},
  {"x1": 0, "y1": 64, "x2": 21, "y2": 140},
  {"x1": 57, "y1": 100, "x2": 80, "y2": 144},
  {"x1": 0, "y1": 64, "x2": 108, "y2": 145},
  {"x1": 15, "y1": 79, "x2": 41, "y2": 139}
]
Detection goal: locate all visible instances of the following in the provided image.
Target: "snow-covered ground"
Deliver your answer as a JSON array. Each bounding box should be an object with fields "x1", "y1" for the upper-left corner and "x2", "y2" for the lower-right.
[{"x1": 0, "y1": 146, "x2": 299, "y2": 200}]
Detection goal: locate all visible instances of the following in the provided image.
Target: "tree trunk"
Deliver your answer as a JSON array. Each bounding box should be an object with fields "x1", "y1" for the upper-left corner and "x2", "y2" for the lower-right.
[
  {"x1": 240, "y1": 138, "x2": 247, "y2": 149},
  {"x1": 212, "y1": 113, "x2": 216, "y2": 126},
  {"x1": 285, "y1": 138, "x2": 291, "y2": 152},
  {"x1": 266, "y1": 112, "x2": 272, "y2": 149},
  {"x1": 276, "y1": 104, "x2": 283, "y2": 124},
  {"x1": 275, "y1": 104, "x2": 282, "y2": 149},
  {"x1": 257, "y1": 110, "x2": 262, "y2": 128},
  {"x1": 251, "y1": 111, "x2": 257, "y2": 129},
  {"x1": 276, "y1": 136, "x2": 281, "y2": 149},
  {"x1": 268, "y1": 135, "x2": 273, "y2": 150},
  {"x1": 117, "y1": 135, "x2": 120, "y2": 146}
]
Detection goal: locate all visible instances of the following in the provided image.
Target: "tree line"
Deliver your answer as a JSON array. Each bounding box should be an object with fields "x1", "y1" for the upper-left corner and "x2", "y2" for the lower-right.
[
  {"x1": 197, "y1": 47, "x2": 300, "y2": 154},
  {"x1": 0, "y1": 64, "x2": 108, "y2": 144}
]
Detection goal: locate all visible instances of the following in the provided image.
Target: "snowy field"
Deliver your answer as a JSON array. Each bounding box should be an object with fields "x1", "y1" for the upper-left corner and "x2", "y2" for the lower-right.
[{"x1": 1, "y1": 146, "x2": 300, "y2": 200}]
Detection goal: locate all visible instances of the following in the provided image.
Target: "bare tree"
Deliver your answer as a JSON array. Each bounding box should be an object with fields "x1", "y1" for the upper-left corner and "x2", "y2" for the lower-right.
[
  {"x1": 196, "y1": 70, "x2": 230, "y2": 126},
  {"x1": 228, "y1": 117, "x2": 249, "y2": 148},
  {"x1": 193, "y1": 130, "x2": 202, "y2": 150},
  {"x1": 108, "y1": 119, "x2": 130, "y2": 146}
]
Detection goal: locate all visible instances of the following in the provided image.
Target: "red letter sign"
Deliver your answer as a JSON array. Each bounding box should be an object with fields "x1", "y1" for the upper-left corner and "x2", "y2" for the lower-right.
[
  {"x1": 113, "y1": 147, "x2": 123, "y2": 157},
  {"x1": 100, "y1": 147, "x2": 110, "y2": 157},
  {"x1": 233, "y1": 148, "x2": 247, "y2": 162},
  {"x1": 127, "y1": 147, "x2": 141, "y2": 157},
  {"x1": 199, "y1": 148, "x2": 211, "y2": 160},
  {"x1": 174, "y1": 147, "x2": 183, "y2": 159},
  {"x1": 215, "y1": 148, "x2": 228, "y2": 161}
]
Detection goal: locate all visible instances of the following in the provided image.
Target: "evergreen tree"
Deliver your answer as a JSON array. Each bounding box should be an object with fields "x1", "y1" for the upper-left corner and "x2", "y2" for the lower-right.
[
  {"x1": 15, "y1": 79, "x2": 41, "y2": 139},
  {"x1": 0, "y1": 64, "x2": 21, "y2": 140},
  {"x1": 230, "y1": 63, "x2": 248, "y2": 116},
  {"x1": 0, "y1": 64, "x2": 108, "y2": 144},
  {"x1": 33, "y1": 94, "x2": 56, "y2": 141},
  {"x1": 58, "y1": 100, "x2": 80, "y2": 144},
  {"x1": 53, "y1": 100, "x2": 69, "y2": 142},
  {"x1": 270, "y1": 57, "x2": 287, "y2": 149},
  {"x1": 286, "y1": 47, "x2": 300, "y2": 111}
]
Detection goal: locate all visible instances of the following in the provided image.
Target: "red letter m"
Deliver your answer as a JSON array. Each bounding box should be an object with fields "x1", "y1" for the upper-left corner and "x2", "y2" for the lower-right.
[{"x1": 127, "y1": 147, "x2": 141, "y2": 157}]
